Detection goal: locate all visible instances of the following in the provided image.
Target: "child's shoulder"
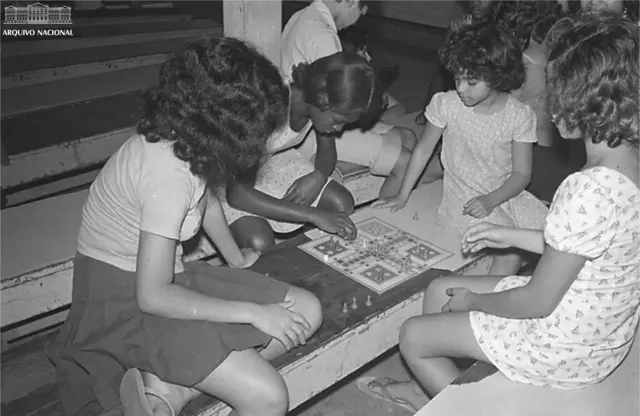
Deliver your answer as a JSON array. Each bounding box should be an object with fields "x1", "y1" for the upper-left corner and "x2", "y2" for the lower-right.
[
  {"x1": 431, "y1": 90, "x2": 461, "y2": 107},
  {"x1": 506, "y1": 95, "x2": 537, "y2": 118},
  {"x1": 559, "y1": 167, "x2": 639, "y2": 207}
]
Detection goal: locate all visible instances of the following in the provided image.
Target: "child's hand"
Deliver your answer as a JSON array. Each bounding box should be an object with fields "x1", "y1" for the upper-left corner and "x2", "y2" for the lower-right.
[
  {"x1": 442, "y1": 287, "x2": 473, "y2": 313},
  {"x1": 311, "y1": 211, "x2": 357, "y2": 240},
  {"x1": 463, "y1": 194, "x2": 495, "y2": 218},
  {"x1": 252, "y1": 301, "x2": 311, "y2": 350},
  {"x1": 461, "y1": 222, "x2": 513, "y2": 254},
  {"x1": 372, "y1": 193, "x2": 410, "y2": 212},
  {"x1": 234, "y1": 248, "x2": 261, "y2": 269}
]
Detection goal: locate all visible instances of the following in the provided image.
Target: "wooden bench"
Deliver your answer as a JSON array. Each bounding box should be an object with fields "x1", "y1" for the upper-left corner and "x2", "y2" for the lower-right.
[{"x1": 1, "y1": 180, "x2": 490, "y2": 416}]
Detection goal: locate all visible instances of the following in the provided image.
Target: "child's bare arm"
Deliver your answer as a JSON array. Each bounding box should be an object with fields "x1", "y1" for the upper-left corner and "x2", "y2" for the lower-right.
[
  {"x1": 398, "y1": 121, "x2": 445, "y2": 198},
  {"x1": 468, "y1": 247, "x2": 585, "y2": 319},
  {"x1": 485, "y1": 141, "x2": 534, "y2": 207},
  {"x1": 201, "y1": 189, "x2": 248, "y2": 267}
]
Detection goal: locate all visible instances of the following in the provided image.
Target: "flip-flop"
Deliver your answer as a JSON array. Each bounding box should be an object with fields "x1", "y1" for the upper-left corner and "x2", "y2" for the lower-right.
[
  {"x1": 120, "y1": 368, "x2": 175, "y2": 416},
  {"x1": 356, "y1": 376, "x2": 418, "y2": 413}
]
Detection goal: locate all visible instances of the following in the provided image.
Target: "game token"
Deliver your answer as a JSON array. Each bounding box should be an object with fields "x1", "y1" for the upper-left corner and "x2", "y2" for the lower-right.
[{"x1": 365, "y1": 295, "x2": 372, "y2": 306}]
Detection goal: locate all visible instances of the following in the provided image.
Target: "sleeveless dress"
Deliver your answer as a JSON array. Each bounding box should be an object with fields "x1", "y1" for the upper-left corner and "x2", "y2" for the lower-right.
[{"x1": 221, "y1": 116, "x2": 334, "y2": 233}]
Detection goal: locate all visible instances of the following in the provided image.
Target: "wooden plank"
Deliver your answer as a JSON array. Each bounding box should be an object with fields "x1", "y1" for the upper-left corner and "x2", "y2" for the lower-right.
[
  {"x1": 2, "y1": 91, "x2": 140, "y2": 156},
  {"x1": 2, "y1": 65, "x2": 160, "y2": 117},
  {"x1": 1, "y1": 28, "x2": 220, "y2": 59},
  {"x1": 223, "y1": 0, "x2": 282, "y2": 64},
  {"x1": 1, "y1": 128, "x2": 133, "y2": 189},
  {"x1": 2, "y1": 54, "x2": 168, "y2": 90}
]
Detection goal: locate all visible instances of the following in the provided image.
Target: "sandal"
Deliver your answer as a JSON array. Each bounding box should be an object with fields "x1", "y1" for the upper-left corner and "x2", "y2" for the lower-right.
[
  {"x1": 120, "y1": 368, "x2": 175, "y2": 416},
  {"x1": 356, "y1": 376, "x2": 418, "y2": 413}
]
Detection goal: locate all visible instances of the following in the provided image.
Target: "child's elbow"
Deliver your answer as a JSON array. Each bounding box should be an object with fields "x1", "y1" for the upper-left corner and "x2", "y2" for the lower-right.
[{"x1": 136, "y1": 288, "x2": 163, "y2": 315}]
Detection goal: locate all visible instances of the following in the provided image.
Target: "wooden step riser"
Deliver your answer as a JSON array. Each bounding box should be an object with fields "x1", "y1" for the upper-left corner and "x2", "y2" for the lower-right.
[
  {"x1": 2, "y1": 28, "x2": 221, "y2": 72},
  {"x1": 2, "y1": 64, "x2": 159, "y2": 117}
]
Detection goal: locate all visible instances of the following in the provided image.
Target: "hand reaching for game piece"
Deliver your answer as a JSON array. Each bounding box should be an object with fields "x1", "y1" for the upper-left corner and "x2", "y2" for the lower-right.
[
  {"x1": 461, "y1": 222, "x2": 514, "y2": 254},
  {"x1": 311, "y1": 211, "x2": 357, "y2": 240}
]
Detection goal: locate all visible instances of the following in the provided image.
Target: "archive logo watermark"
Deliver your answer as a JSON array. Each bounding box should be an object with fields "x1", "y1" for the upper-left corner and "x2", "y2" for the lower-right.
[{"x1": 3, "y1": 2, "x2": 74, "y2": 37}]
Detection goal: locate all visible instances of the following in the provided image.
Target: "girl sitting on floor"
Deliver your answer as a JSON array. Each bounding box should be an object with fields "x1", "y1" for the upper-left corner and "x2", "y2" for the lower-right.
[
  {"x1": 222, "y1": 52, "x2": 377, "y2": 251},
  {"x1": 360, "y1": 14, "x2": 639, "y2": 412},
  {"x1": 48, "y1": 37, "x2": 323, "y2": 416},
  {"x1": 375, "y1": 22, "x2": 548, "y2": 275}
]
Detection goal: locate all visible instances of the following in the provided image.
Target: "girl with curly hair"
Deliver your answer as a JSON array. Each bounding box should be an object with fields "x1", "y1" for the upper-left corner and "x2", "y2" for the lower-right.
[
  {"x1": 48, "y1": 37, "x2": 323, "y2": 416},
  {"x1": 375, "y1": 23, "x2": 548, "y2": 276},
  {"x1": 223, "y1": 52, "x2": 376, "y2": 251},
  {"x1": 360, "y1": 14, "x2": 639, "y2": 412}
]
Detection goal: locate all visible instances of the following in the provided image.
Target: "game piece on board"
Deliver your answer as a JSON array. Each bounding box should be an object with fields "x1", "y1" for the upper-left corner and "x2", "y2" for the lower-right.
[
  {"x1": 351, "y1": 297, "x2": 358, "y2": 309},
  {"x1": 342, "y1": 302, "x2": 349, "y2": 313},
  {"x1": 365, "y1": 295, "x2": 372, "y2": 306},
  {"x1": 413, "y1": 212, "x2": 419, "y2": 220},
  {"x1": 323, "y1": 254, "x2": 329, "y2": 262}
]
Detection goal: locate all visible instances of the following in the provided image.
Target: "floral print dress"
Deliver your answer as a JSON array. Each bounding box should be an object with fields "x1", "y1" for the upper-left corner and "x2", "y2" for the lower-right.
[{"x1": 470, "y1": 167, "x2": 640, "y2": 388}]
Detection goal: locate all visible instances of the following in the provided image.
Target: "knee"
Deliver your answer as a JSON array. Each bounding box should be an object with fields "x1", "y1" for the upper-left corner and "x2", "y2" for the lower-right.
[
  {"x1": 230, "y1": 217, "x2": 275, "y2": 252},
  {"x1": 422, "y1": 277, "x2": 449, "y2": 314},
  {"x1": 398, "y1": 317, "x2": 423, "y2": 359},
  {"x1": 323, "y1": 183, "x2": 355, "y2": 215},
  {"x1": 247, "y1": 232, "x2": 276, "y2": 253},
  {"x1": 289, "y1": 286, "x2": 323, "y2": 336},
  {"x1": 247, "y1": 375, "x2": 289, "y2": 416}
]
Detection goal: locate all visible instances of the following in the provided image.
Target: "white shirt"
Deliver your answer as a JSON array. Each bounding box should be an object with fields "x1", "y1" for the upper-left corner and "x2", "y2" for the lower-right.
[
  {"x1": 280, "y1": 0, "x2": 342, "y2": 83},
  {"x1": 77, "y1": 135, "x2": 206, "y2": 273}
]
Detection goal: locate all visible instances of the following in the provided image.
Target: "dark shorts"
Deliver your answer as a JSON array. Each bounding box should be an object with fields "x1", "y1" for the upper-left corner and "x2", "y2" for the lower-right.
[{"x1": 48, "y1": 253, "x2": 289, "y2": 415}]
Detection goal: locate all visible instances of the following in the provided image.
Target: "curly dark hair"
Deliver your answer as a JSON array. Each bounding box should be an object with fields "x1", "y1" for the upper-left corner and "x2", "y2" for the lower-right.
[
  {"x1": 438, "y1": 23, "x2": 525, "y2": 92},
  {"x1": 546, "y1": 14, "x2": 639, "y2": 147},
  {"x1": 481, "y1": 1, "x2": 565, "y2": 51},
  {"x1": 291, "y1": 52, "x2": 374, "y2": 114},
  {"x1": 136, "y1": 37, "x2": 289, "y2": 190}
]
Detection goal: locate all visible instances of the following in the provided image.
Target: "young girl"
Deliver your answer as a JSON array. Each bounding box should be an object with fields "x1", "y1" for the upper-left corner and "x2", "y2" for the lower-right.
[
  {"x1": 223, "y1": 52, "x2": 374, "y2": 250},
  {"x1": 376, "y1": 23, "x2": 548, "y2": 275},
  {"x1": 338, "y1": 25, "x2": 407, "y2": 123},
  {"x1": 360, "y1": 15, "x2": 639, "y2": 412},
  {"x1": 48, "y1": 38, "x2": 323, "y2": 416}
]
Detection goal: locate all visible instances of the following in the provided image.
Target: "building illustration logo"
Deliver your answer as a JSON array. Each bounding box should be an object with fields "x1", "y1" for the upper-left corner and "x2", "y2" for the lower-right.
[{"x1": 4, "y1": 2, "x2": 72, "y2": 25}]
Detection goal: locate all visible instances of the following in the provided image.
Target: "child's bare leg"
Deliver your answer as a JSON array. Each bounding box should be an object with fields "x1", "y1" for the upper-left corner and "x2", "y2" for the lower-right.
[
  {"x1": 229, "y1": 216, "x2": 276, "y2": 252},
  {"x1": 375, "y1": 275, "x2": 501, "y2": 410},
  {"x1": 489, "y1": 252, "x2": 522, "y2": 275},
  {"x1": 132, "y1": 286, "x2": 322, "y2": 416},
  {"x1": 260, "y1": 285, "x2": 323, "y2": 359}
]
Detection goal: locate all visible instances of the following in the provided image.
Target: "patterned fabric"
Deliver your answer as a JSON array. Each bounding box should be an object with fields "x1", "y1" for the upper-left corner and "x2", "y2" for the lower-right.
[
  {"x1": 470, "y1": 167, "x2": 640, "y2": 389},
  {"x1": 424, "y1": 91, "x2": 548, "y2": 236},
  {"x1": 221, "y1": 115, "x2": 330, "y2": 234}
]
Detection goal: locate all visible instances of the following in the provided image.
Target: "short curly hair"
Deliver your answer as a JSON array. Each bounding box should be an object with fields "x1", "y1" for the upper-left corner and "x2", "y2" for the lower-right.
[
  {"x1": 546, "y1": 14, "x2": 639, "y2": 147},
  {"x1": 482, "y1": 1, "x2": 565, "y2": 51},
  {"x1": 439, "y1": 23, "x2": 525, "y2": 92},
  {"x1": 137, "y1": 37, "x2": 289, "y2": 190}
]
